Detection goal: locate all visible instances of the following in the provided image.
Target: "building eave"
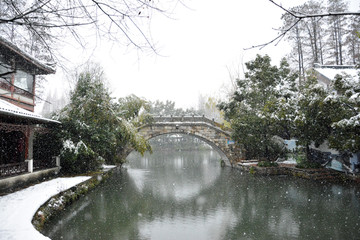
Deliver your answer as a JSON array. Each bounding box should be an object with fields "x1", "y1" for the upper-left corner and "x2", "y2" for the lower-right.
[
  {"x1": 313, "y1": 64, "x2": 359, "y2": 82},
  {"x1": 0, "y1": 35, "x2": 56, "y2": 75},
  {"x1": 0, "y1": 99, "x2": 60, "y2": 124}
]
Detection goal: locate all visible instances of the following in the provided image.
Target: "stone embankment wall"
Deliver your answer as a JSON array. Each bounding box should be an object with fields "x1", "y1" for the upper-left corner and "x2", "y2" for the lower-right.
[
  {"x1": 235, "y1": 164, "x2": 359, "y2": 183},
  {"x1": 32, "y1": 167, "x2": 117, "y2": 231},
  {"x1": 0, "y1": 167, "x2": 61, "y2": 194}
]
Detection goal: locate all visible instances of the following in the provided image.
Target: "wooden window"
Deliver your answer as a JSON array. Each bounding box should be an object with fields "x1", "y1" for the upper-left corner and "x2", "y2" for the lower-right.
[
  {"x1": 14, "y1": 70, "x2": 34, "y2": 93},
  {"x1": 0, "y1": 59, "x2": 12, "y2": 91}
]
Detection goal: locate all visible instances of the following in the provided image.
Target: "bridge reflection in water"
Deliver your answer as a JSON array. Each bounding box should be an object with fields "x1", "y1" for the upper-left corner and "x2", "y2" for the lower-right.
[
  {"x1": 123, "y1": 116, "x2": 244, "y2": 166},
  {"x1": 43, "y1": 150, "x2": 360, "y2": 240}
]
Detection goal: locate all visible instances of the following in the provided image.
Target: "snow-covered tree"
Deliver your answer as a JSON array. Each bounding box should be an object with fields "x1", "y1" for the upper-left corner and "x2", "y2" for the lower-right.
[
  {"x1": 345, "y1": 15, "x2": 360, "y2": 64},
  {"x1": 117, "y1": 94, "x2": 151, "y2": 126},
  {"x1": 326, "y1": 0, "x2": 349, "y2": 65},
  {"x1": 219, "y1": 55, "x2": 297, "y2": 161},
  {"x1": 149, "y1": 100, "x2": 200, "y2": 116},
  {"x1": 292, "y1": 66, "x2": 360, "y2": 166},
  {"x1": 327, "y1": 71, "x2": 360, "y2": 153},
  {"x1": 271, "y1": 58, "x2": 299, "y2": 139},
  {"x1": 281, "y1": 0, "x2": 359, "y2": 69},
  {"x1": 293, "y1": 73, "x2": 333, "y2": 157},
  {"x1": 53, "y1": 64, "x2": 150, "y2": 172},
  {"x1": 197, "y1": 94, "x2": 226, "y2": 123}
]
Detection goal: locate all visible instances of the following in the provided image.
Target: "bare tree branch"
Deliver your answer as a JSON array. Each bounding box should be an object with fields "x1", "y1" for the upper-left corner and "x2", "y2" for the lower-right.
[
  {"x1": 268, "y1": 0, "x2": 360, "y2": 18},
  {"x1": 0, "y1": 0, "x2": 177, "y2": 59},
  {"x1": 91, "y1": 0, "x2": 141, "y2": 49},
  {"x1": 0, "y1": 0, "x2": 52, "y2": 23},
  {"x1": 245, "y1": 0, "x2": 360, "y2": 50},
  {"x1": 268, "y1": 0, "x2": 299, "y2": 18},
  {"x1": 244, "y1": 18, "x2": 302, "y2": 50}
]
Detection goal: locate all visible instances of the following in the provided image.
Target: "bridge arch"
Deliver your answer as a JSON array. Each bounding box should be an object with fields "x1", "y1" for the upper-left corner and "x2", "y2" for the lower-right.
[
  {"x1": 142, "y1": 132, "x2": 231, "y2": 166},
  {"x1": 131, "y1": 116, "x2": 243, "y2": 166}
]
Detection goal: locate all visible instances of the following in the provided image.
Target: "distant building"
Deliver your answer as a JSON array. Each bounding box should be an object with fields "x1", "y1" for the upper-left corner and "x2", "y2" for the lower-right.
[
  {"x1": 312, "y1": 64, "x2": 359, "y2": 173},
  {"x1": 0, "y1": 36, "x2": 60, "y2": 188},
  {"x1": 313, "y1": 63, "x2": 358, "y2": 89}
]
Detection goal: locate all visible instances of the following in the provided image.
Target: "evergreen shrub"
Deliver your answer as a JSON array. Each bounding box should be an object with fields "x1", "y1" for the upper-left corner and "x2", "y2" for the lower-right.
[
  {"x1": 295, "y1": 153, "x2": 321, "y2": 169},
  {"x1": 34, "y1": 130, "x2": 62, "y2": 162},
  {"x1": 60, "y1": 141, "x2": 103, "y2": 174}
]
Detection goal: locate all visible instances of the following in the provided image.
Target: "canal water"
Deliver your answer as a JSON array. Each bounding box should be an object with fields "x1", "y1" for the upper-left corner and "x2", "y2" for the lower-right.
[{"x1": 43, "y1": 150, "x2": 360, "y2": 240}]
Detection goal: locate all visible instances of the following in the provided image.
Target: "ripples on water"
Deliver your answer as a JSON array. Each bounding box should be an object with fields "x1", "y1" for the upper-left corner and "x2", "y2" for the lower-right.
[{"x1": 43, "y1": 150, "x2": 360, "y2": 240}]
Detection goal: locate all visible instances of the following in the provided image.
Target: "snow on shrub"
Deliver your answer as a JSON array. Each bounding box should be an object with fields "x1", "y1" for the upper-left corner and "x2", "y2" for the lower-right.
[{"x1": 60, "y1": 139, "x2": 104, "y2": 174}]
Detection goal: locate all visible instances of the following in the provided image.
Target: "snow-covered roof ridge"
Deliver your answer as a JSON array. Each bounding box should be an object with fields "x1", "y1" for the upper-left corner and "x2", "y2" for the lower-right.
[
  {"x1": 314, "y1": 63, "x2": 357, "y2": 69},
  {"x1": 0, "y1": 35, "x2": 56, "y2": 75},
  {"x1": 0, "y1": 99, "x2": 60, "y2": 124},
  {"x1": 314, "y1": 63, "x2": 359, "y2": 82}
]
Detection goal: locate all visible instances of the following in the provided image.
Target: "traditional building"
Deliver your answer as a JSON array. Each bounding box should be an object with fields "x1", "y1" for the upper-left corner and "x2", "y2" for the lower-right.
[
  {"x1": 312, "y1": 63, "x2": 360, "y2": 173},
  {"x1": 0, "y1": 36, "x2": 60, "y2": 185},
  {"x1": 313, "y1": 63, "x2": 358, "y2": 89}
]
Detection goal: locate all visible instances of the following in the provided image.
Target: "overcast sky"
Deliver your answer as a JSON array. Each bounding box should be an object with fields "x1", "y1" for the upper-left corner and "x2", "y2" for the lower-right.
[{"x1": 41, "y1": 0, "x2": 359, "y2": 112}]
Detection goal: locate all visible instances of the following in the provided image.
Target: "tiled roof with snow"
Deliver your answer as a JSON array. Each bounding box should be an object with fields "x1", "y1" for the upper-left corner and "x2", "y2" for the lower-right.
[
  {"x1": 0, "y1": 99, "x2": 60, "y2": 124},
  {"x1": 0, "y1": 35, "x2": 56, "y2": 75},
  {"x1": 314, "y1": 64, "x2": 359, "y2": 81}
]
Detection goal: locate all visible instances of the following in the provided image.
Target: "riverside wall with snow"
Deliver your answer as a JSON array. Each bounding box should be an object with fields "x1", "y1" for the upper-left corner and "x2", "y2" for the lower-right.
[
  {"x1": 0, "y1": 166, "x2": 117, "y2": 240},
  {"x1": 32, "y1": 167, "x2": 117, "y2": 234},
  {"x1": 235, "y1": 163, "x2": 359, "y2": 183}
]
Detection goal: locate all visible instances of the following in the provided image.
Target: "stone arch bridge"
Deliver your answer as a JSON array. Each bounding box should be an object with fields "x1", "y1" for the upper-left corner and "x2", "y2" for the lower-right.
[{"x1": 126, "y1": 116, "x2": 243, "y2": 166}]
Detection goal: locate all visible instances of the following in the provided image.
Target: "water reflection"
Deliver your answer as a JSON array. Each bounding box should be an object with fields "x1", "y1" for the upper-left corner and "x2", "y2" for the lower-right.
[
  {"x1": 127, "y1": 151, "x2": 221, "y2": 202},
  {"x1": 43, "y1": 150, "x2": 360, "y2": 240}
]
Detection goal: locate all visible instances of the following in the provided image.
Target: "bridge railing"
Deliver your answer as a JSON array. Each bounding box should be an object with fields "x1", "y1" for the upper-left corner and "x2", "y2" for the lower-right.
[{"x1": 150, "y1": 115, "x2": 231, "y2": 131}]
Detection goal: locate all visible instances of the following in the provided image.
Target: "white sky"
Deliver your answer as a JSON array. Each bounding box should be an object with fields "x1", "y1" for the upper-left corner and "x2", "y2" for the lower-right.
[{"x1": 41, "y1": 0, "x2": 359, "y2": 111}]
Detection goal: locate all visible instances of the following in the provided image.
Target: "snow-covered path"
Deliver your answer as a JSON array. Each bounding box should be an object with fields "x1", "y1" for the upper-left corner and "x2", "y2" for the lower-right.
[{"x1": 0, "y1": 176, "x2": 90, "y2": 240}]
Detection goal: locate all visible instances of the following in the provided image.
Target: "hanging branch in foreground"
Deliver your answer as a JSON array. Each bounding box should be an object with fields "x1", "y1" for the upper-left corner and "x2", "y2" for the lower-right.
[
  {"x1": 0, "y1": 0, "x2": 174, "y2": 59},
  {"x1": 244, "y1": 0, "x2": 360, "y2": 50}
]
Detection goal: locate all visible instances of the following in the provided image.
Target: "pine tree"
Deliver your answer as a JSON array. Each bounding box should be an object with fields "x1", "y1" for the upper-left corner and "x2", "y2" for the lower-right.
[
  {"x1": 281, "y1": 2, "x2": 326, "y2": 81},
  {"x1": 345, "y1": 15, "x2": 360, "y2": 64},
  {"x1": 294, "y1": 73, "x2": 333, "y2": 158},
  {"x1": 327, "y1": 0, "x2": 348, "y2": 65},
  {"x1": 282, "y1": 0, "x2": 359, "y2": 67},
  {"x1": 301, "y1": 1, "x2": 326, "y2": 66},
  {"x1": 327, "y1": 71, "x2": 360, "y2": 153},
  {"x1": 219, "y1": 55, "x2": 297, "y2": 161}
]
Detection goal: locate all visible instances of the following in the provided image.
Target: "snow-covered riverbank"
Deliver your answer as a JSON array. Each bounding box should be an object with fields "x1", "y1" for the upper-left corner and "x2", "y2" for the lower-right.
[{"x1": 0, "y1": 176, "x2": 91, "y2": 240}]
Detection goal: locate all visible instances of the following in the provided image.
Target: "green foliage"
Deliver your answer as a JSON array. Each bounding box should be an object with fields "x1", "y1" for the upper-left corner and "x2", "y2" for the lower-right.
[
  {"x1": 219, "y1": 55, "x2": 297, "y2": 161},
  {"x1": 293, "y1": 150, "x2": 320, "y2": 169},
  {"x1": 294, "y1": 152, "x2": 306, "y2": 164},
  {"x1": 117, "y1": 94, "x2": 151, "y2": 125},
  {"x1": 60, "y1": 141, "x2": 102, "y2": 174},
  {"x1": 33, "y1": 129, "x2": 62, "y2": 161},
  {"x1": 294, "y1": 69, "x2": 360, "y2": 158},
  {"x1": 220, "y1": 56, "x2": 359, "y2": 165},
  {"x1": 53, "y1": 63, "x2": 151, "y2": 174},
  {"x1": 249, "y1": 166, "x2": 256, "y2": 174},
  {"x1": 327, "y1": 73, "x2": 360, "y2": 153},
  {"x1": 294, "y1": 72, "x2": 332, "y2": 152},
  {"x1": 296, "y1": 159, "x2": 321, "y2": 169}
]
